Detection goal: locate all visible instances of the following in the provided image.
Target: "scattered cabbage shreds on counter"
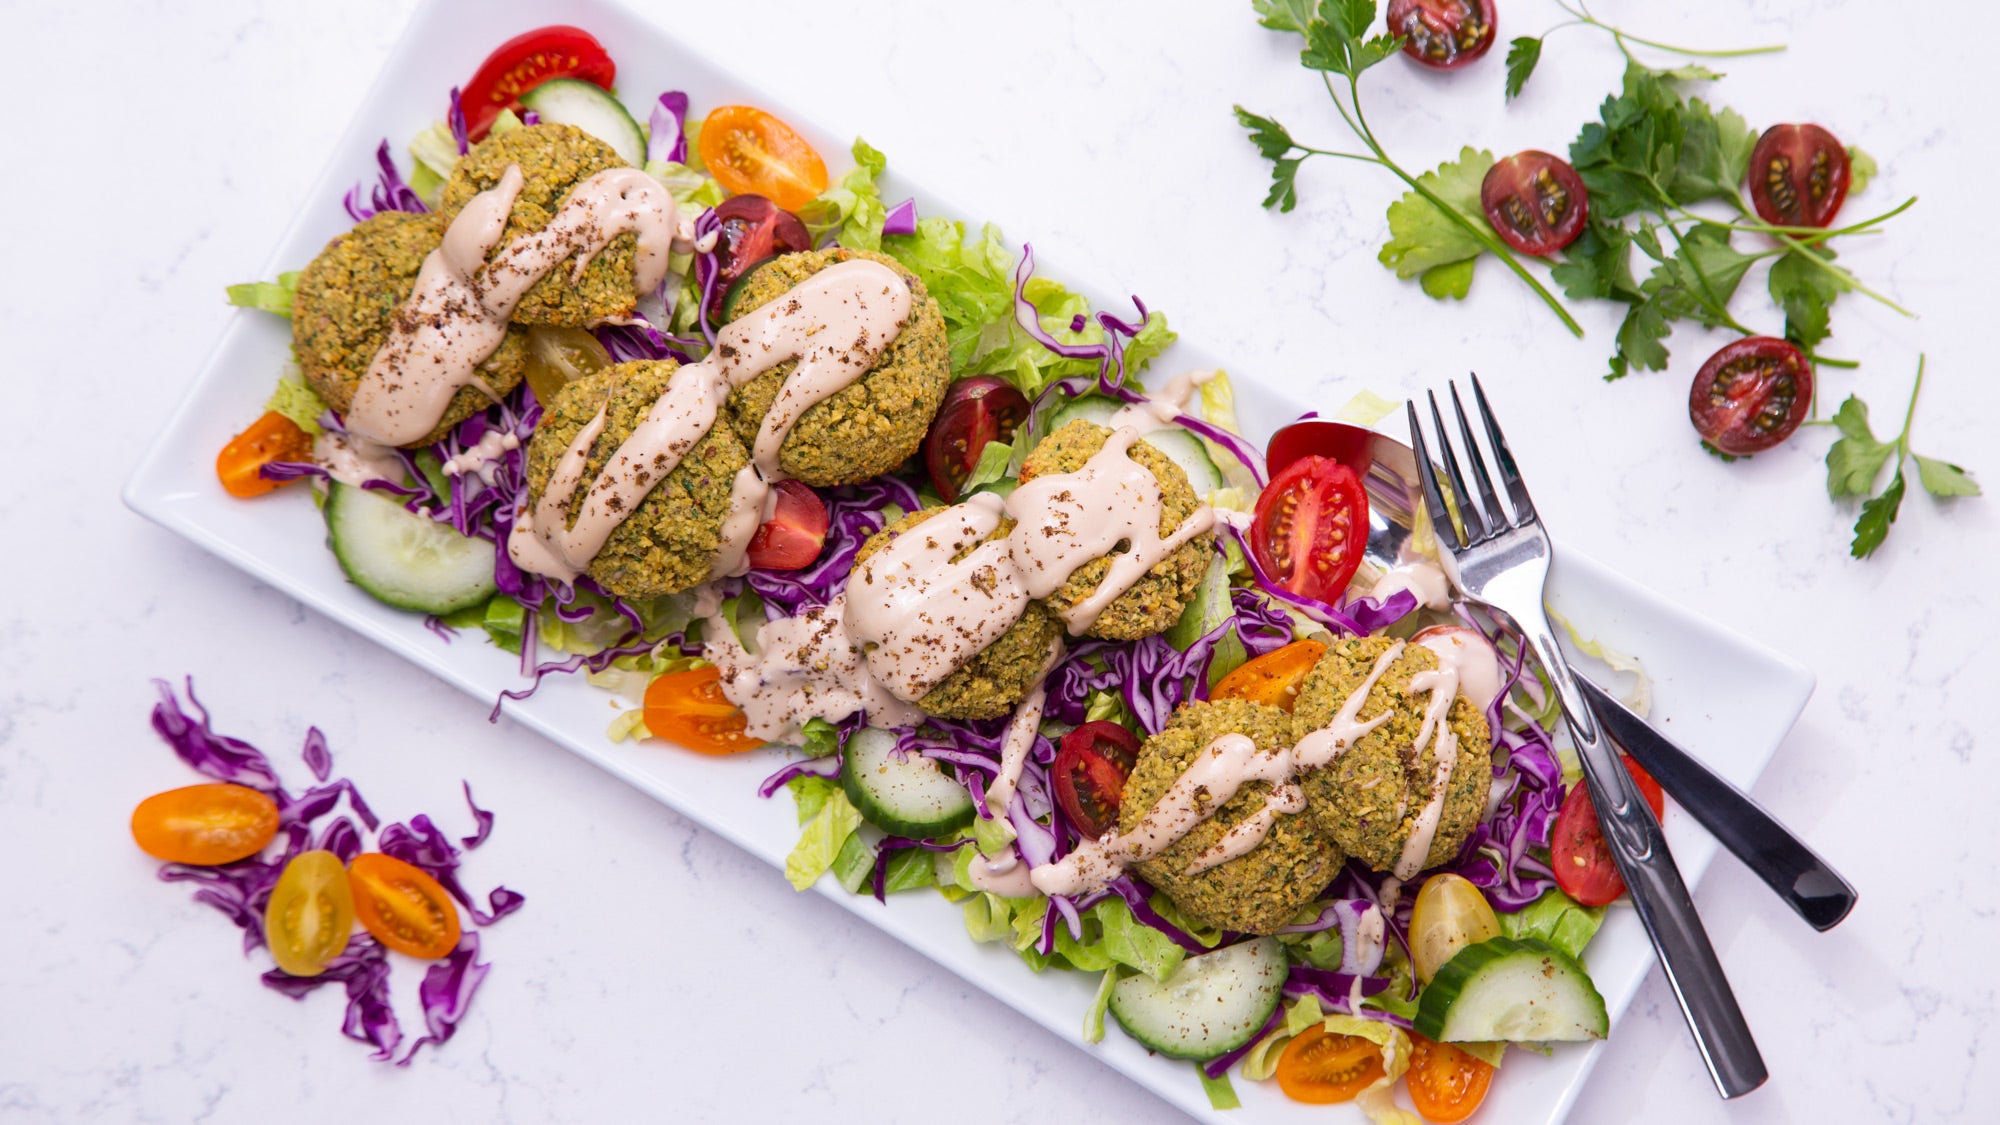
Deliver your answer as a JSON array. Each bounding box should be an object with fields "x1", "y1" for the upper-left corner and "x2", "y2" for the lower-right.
[{"x1": 144, "y1": 678, "x2": 523, "y2": 1064}]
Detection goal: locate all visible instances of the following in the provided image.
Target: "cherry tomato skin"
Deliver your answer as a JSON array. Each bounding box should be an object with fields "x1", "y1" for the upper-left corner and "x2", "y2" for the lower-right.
[
  {"x1": 1410, "y1": 872, "x2": 1503, "y2": 983},
  {"x1": 217, "y1": 411, "x2": 313, "y2": 498},
  {"x1": 1748, "y1": 124, "x2": 1851, "y2": 230},
  {"x1": 1250, "y1": 455, "x2": 1369, "y2": 604},
  {"x1": 131, "y1": 783, "x2": 281, "y2": 865},
  {"x1": 460, "y1": 26, "x2": 616, "y2": 141},
  {"x1": 642, "y1": 667, "x2": 765, "y2": 754},
  {"x1": 1210, "y1": 639, "x2": 1328, "y2": 712},
  {"x1": 1386, "y1": 0, "x2": 1497, "y2": 70},
  {"x1": 1481, "y1": 151, "x2": 1588, "y2": 257},
  {"x1": 1275, "y1": 1026, "x2": 1387, "y2": 1105},
  {"x1": 1053, "y1": 721, "x2": 1142, "y2": 839},
  {"x1": 1406, "y1": 1034, "x2": 1495, "y2": 1123},
  {"x1": 265, "y1": 850, "x2": 357, "y2": 977},
  {"x1": 1265, "y1": 418, "x2": 1371, "y2": 480},
  {"x1": 522, "y1": 325, "x2": 612, "y2": 408},
  {"x1": 1551, "y1": 755, "x2": 1667, "y2": 907},
  {"x1": 348, "y1": 853, "x2": 462, "y2": 960},
  {"x1": 711, "y1": 195, "x2": 813, "y2": 288},
  {"x1": 698, "y1": 106, "x2": 829, "y2": 211},
  {"x1": 1689, "y1": 336, "x2": 1812, "y2": 455},
  {"x1": 923, "y1": 377, "x2": 1032, "y2": 502},
  {"x1": 745, "y1": 480, "x2": 829, "y2": 571}
]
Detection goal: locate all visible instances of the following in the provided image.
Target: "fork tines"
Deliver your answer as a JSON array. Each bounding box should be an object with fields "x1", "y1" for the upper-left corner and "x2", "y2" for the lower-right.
[{"x1": 1406, "y1": 374, "x2": 1537, "y2": 550}]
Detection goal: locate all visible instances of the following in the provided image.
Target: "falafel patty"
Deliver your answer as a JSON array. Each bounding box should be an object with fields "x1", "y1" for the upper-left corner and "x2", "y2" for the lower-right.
[
  {"x1": 291, "y1": 210, "x2": 528, "y2": 448},
  {"x1": 1293, "y1": 637, "x2": 1494, "y2": 875},
  {"x1": 721, "y1": 248, "x2": 951, "y2": 488},
  {"x1": 438, "y1": 123, "x2": 639, "y2": 327},
  {"x1": 1016, "y1": 419, "x2": 1213, "y2": 642},
  {"x1": 523, "y1": 360, "x2": 750, "y2": 599},
  {"x1": 1120, "y1": 698, "x2": 1344, "y2": 935},
  {"x1": 851, "y1": 508, "x2": 1064, "y2": 721}
]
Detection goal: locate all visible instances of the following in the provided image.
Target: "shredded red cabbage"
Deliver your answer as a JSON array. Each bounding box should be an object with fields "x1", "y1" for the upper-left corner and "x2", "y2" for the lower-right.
[
  {"x1": 143, "y1": 679, "x2": 520, "y2": 1064},
  {"x1": 447, "y1": 87, "x2": 468, "y2": 156},
  {"x1": 883, "y1": 197, "x2": 918, "y2": 236},
  {"x1": 647, "y1": 91, "x2": 690, "y2": 165},
  {"x1": 343, "y1": 140, "x2": 427, "y2": 222}
]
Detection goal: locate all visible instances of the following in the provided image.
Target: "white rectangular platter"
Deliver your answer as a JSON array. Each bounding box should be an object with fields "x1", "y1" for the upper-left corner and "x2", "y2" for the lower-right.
[{"x1": 123, "y1": 0, "x2": 1815, "y2": 1119}]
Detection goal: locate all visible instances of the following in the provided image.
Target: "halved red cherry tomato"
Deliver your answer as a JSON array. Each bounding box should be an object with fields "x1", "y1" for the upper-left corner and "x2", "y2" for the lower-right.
[
  {"x1": 1250, "y1": 455, "x2": 1368, "y2": 604},
  {"x1": 1053, "y1": 721, "x2": 1141, "y2": 839},
  {"x1": 745, "y1": 480, "x2": 829, "y2": 571},
  {"x1": 698, "y1": 106, "x2": 828, "y2": 211},
  {"x1": 348, "y1": 852, "x2": 462, "y2": 960},
  {"x1": 1266, "y1": 418, "x2": 1371, "y2": 480},
  {"x1": 1481, "y1": 151, "x2": 1588, "y2": 257},
  {"x1": 1748, "y1": 124, "x2": 1850, "y2": 230},
  {"x1": 460, "y1": 26, "x2": 616, "y2": 141},
  {"x1": 131, "y1": 783, "x2": 280, "y2": 865},
  {"x1": 1387, "y1": 0, "x2": 1497, "y2": 70},
  {"x1": 1407, "y1": 1034, "x2": 1494, "y2": 1123},
  {"x1": 1551, "y1": 754, "x2": 1667, "y2": 907},
  {"x1": 1210, "y1": 639, "x2": 1328, "y2": 712},
  {"x1": 1689, "y1": 336, "x2": 1812, "y2": 455},
  {"x1": 643, "y1": 666, "x2": 765, "y2": 755},
  {"x1": 712, "y1": 194, "x2": 813, "y2": 288},
  {"x1": 923, "y1": 377, "x2": 1032, "y2": 502},
  {"x1": 217, "y1": 411, "x2": 312, "y2": 498},
  {"x1": 264, "y1": 850, "x2": 356, "y2": 977},
  {"x1": 1275, "y1": 1025, "x2": 1386, "y2": 1104}
]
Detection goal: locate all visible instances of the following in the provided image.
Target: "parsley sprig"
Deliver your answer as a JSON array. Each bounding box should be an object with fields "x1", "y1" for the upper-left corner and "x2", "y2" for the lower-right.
[
  {"x1": 1236, "y1": 0, "x2": 1585, "y2": 336},
  {"x1": 1506, "y1": 0, "x2": 1784, "y2": 101},
  {"x1": 1823, "y1": 358, "x2": 1980, "y2": 557}
]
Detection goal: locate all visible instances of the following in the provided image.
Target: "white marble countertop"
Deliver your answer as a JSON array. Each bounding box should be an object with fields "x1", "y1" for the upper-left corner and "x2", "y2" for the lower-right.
[{"x1": 3, "y1": 0, "x2": 1995, "y2": 1120}]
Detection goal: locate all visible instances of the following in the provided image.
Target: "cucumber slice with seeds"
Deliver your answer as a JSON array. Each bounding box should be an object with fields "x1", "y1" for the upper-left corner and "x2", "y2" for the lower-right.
[
  {"x1": 325, "y1": 482, "x2": 497, "y2": 615},
  {"x1": 840, "y1": 728, "x2": 975, "y2": 839},
  {"x1": 1108, "y1": 937, "x2": 1286, "y2": 1059},
  {"x1": 518, "y1": 79, "x2": 646, "y2": 167},
  {"x1": 1413, "y1": 936, "x2": 1609, "y2": 1043}
]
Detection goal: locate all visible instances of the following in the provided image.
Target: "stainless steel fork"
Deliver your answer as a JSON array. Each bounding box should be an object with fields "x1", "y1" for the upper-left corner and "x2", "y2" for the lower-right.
[{"x1": 1406, "y1": 376, "x2": 1768, "y2": 1099}]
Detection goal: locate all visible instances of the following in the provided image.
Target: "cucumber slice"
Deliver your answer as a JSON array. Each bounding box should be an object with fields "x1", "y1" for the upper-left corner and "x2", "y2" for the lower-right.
[
  {"x1": 840, "y1": 728, "x2": 975, "y2": 839},
  {"x1": 1109, "y1": 937, "x2": 1286, "y2": 1059},
  {"x1": 517, "y1": 79, "x2": 646, "y2": 167},
  {"x1": 1046, "y1": 397, "x2": 1224, "y2": 495},
  {"x1": 325, "y1": 482, "x2": 498, "y2": 615},
  {"x1": 717, "y1": 257, "x2": 781, "y2": 322},
  {"x1": 1413, "y1": 936, "x2": 1609, "y2": 1043}
]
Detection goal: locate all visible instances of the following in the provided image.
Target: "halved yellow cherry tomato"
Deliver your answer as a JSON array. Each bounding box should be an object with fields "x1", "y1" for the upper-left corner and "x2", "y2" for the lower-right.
[
  {"x1": 264, "y1": 850, "x2": 356, "y2": 977},
  {"x1": 130, "y1": 783, "x2": 280, "y2": 865},
  {"x1": 643, "y1": 666, "x2": 765, "y2": 754},
  {"x1": 348, "y1": 852, "x2": 462, "y2": 960},
  {"x1": 1210, "y1": 639, "x2": 1327, "y2": 712},
  {"x1": 1410, "y1": 872, "x2": 1503, "y2": 983},
  {"x1": 522, "y1": 325, "x2": 611, "y2": 407},
  {"x1": 1407, "y1": 1034, "x2": 1494, "y2": 1123},
  {"x1": 1275, "y1": 1025, "x2": 1386, "y2": 1104},
  {"x1": 217, "y1": 410, "x2": 312, "y2": 498},
  {"x1": 697, "y1": 105, "x2": 828, "y2": 210}
]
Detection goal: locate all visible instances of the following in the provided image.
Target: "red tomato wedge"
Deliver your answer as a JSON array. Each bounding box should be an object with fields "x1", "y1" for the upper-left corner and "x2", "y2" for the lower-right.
[
  {"x1": 1053, "y1": 721, "x2": 1141, "y2": 839},
  {"x1": 698, "y1": 106, "x2": 828, "y2": 211},
  {"x1": 1250, "y1": 455, "x2": 1368, "y2": 604},
  {"x1": 217, "y1": 411, "x2": 312, "y2": 498},
  {"x1": 923, "y1": 377, "x2": 1031, "y2": 503},
  {"x1": 1265, "y1": 418, "x2": 1375, "y2": 479},
  {"x1": 1689, "y1": 336, "x2": 1812, "y2": 455},
  {"x1": 745, "y1": 480, "x2": 829, "y2": 571},
  {"x1": 712, "y1": 194, "x2": 812, "y2": 288},
  {"x1": 1551, "y1": 754, "x2": 1667, "y2": 907},
  {"x1": 1748, "y1": 123, "x2": 1851, "y2": 230},
  {"x1": 460, "y1": 26, "x2": 616, "y2": 141},
  {"x1": 643, "y1": 667, "x2": 765, "y2": 755}
]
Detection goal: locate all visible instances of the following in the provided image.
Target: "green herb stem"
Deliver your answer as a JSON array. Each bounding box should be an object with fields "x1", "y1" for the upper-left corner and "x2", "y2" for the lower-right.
[{"x1": 1558, "y1": 1, "x2": 1786, "y2": 59}]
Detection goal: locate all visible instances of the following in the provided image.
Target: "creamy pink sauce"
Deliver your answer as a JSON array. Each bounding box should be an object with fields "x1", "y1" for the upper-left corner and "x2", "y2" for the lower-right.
[
  {"x1": 345, "y1": 166, "x2": 681, "y2": 449},
  {"x1": 440, "y1": 428, "x2": 520, "y2": 486},
  {"x1": 701, "y1": 592, "x2": 921, "y2": 743},
  {"x1": 981, "y1": 654, "x2": 1060, "y2": 819},
  {"x1": 507, "y1": 259, "x2": 913, "y2": 584}
]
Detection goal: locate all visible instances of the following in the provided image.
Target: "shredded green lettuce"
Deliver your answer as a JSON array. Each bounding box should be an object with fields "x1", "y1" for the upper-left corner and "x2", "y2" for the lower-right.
[
  {"x1": 1198, "y1": 1066, "x2": 1241, "y2": 1110},
  {"x1": 798, "y1": 717, "x2": 843, "y2": 759},
  {"x1": 800, "y1": 138, "x2": 890, "y2": 251},
  {"x1": 606, "y1": 709, "x2": 650, "y2": 743},
  {"x1": 1500, "y1": 887, "x2": 1605, "y2": 962},
  {"x1": 961, "y1": 437, "x2": 1017, "y2": 494},
  {"x1": 1083, "y1": 968, "x2": 1118, "y2": 1043},
  {"x1": 264, "y1": 375, "x2": 326, "y2": 434},
  {"x1": 1195, "y1": 370, "x2": 1262, "y2": 493},
  {"x1": 783, "y1": 775, "x2": 864, "y2": 890},
  {"x1": 882, "y1": 217, "x2": 1018, "y2": 371},
  {"x1": 1550, "y1": 609, "x2": 1653, "y2": 718},
  {"x1": 1335, "y1": 388, "x2": 1402, "y2": 427},
  {"x1": 226, "y1": 272, "x2": 301, "y2": 316}
]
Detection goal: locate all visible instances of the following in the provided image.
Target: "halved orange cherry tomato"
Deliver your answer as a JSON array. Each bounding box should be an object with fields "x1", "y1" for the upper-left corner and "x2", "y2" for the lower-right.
[
  {"x1": 1275, "y1": 1025, "x2": 1386, "y2": 1105},
  {"x1": 1210, "y1": 639, "x2": 1328, "y2": 712},
  {"x1": 1407, "y1": 1034, "x2": 1494, "y2": 1123},
  {"x1": 697, "y1": 106, "x2": 828, "y2": 210},
  {"x1": 217, "y1": 411, "x2": 312, "y2": 498},
  {"x1": 265, "y1": 850, "x2": 356, "y2": 977},
  {"x1": 348, "y1": 852, "x2": 462, "y2": 960},
  {"x1": 643, "y1": 666, "x2": 765, "y2": 754},
  {"x1": 131, "y1": 783, "x2": 280, "y2": 865}
]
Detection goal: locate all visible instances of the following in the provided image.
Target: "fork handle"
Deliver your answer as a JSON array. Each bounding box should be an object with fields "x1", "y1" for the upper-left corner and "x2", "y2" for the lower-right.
[{"x1": 1525, "y1": 628, "x2": 1770, "y2": 1100}]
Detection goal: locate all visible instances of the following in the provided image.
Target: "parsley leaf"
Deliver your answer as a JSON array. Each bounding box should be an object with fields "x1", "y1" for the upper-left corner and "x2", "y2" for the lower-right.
[
  {"x1": 1379, "y1": 147, "x2": 1496, "y2": 287},
  {"x1": 1768, "y1": 248, "x2": 1849, "y2": 352},
  {"x1": 1233, "y1": 107, "x2": 1307, "y2": 212},
  {"x1": 1252, "y1": 0, "x2": 1314, "y2": 33},
  {"x1": 1672, "y1": 99, "x2": 1756, "y2": 203},
  {"x1": 1826, "y1": 360, "x2": 1980, "y2": 557},
  {"x1": 1850, "y1": 471, "x2": 1904, "y2": 559},
  {"x1": 1505, "y1": 36, "x2": 1543, "y2": 99},
  {"x1": 1847, "y1": 146, "x2": 1877, "y2": 194},
  {"x1": 1915, "y1": 455, "x2": 1981, "y2": 498},
  {"x1": 1301, "y1": 0, "x2": 1402, "y2": 77},
  {"x1": 1824, "y1": 396, "x2": 1896, "y2": 497}
]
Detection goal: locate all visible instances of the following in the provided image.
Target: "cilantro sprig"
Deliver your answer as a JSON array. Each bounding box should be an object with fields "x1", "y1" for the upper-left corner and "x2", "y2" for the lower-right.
[
  {"x1": 1506, "y1": 0, "x2": 1784, "y2": 101},
  {"x1": 1237, "y1": 0, "x2": 1584, "y2": 335},
  {"x1": 1822, "y1": 358, "x2": 1980, "y2": 558}
]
